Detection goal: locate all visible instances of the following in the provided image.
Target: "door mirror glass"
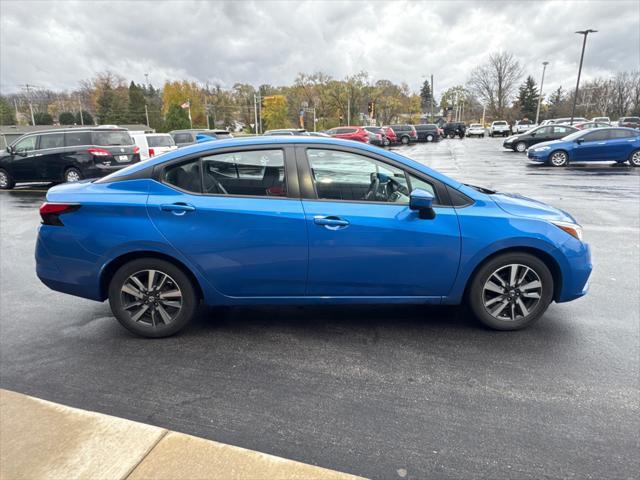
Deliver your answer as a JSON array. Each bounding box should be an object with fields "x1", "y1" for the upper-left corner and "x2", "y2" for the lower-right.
[
  {"x1": 6, "y1": 145, "x2": 15, "y2": 155},
  {"x1": 576, "y1": 138, "x2": 584, "y2": 144},
  {"x1": 530, "y1": 132, "x2": 536, "y2": 137},
  {"x1": 410, "y1": 188, "x2": 436, "y2": 219}
]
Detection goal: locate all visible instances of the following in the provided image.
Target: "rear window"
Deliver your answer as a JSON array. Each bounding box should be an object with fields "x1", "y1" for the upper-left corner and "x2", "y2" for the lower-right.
[
  {"x1": 622, "y1": 117, "x2": 640, "y2": 122},
  {"x1": 147, "y1": 135, "x2": 175, "y2": 147},
  {"x1": 64, "y1": 131, "x2": 91, "y2": 147},
  {"x1": 208, "y1": 131, "x2": 232, "y2": 139},
  {"x1": 92, "y1": 130, "x2": 133, "y2": 146},
  {"x1": 173, "y1": 133, "x2": 193, "y2": 143},
  {"x1": 493, "y1": 122, "x2": 507, "y2": 126}
]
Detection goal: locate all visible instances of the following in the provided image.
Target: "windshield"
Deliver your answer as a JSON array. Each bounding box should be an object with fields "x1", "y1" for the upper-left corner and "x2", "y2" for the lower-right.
[
  {"x1": 494, "y1": 121, "x2": 507, "y2": 125},
  {"x1": 92, "y1": 130, "x2": 133, "y2": 146}
]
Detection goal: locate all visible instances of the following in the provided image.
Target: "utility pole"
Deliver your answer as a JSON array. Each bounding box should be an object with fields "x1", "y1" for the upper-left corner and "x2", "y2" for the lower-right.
[
  {"x1": 570, "y1": 29, "x2": 597, "y2": 125},
  {"x1": 144, "y1": 73, "x2": 149, "y2": 88},
  {"x1": 253, "y1": 93, "x2": 259, "y2": 134},
  {"x1": 144, "y1": 104, "x2": 150, "y2": 127},
  {"x1": 24, "y1": 84, "x2": 36, "y2": 125},
  {"x1": 347, "y1": 97, "x2": 351, "y2": 126},
  {"x1": 13, "y1": 99, "x2": 19, "y2": 122},
  {"x1": 78, "y1": 98, "x2": 85, "y2": 125},
  {"x1": 430, "y1": 74, "x2": 434, "y2": 122},
  {"x1": 481, "y1": 104, "x2": 486, "y2": 126},
  {"x1": 205, "y1": 98, "x2": 210, "y2": 129},
  {"x1": 535, "y1": 61, "x2": 549, "y2": 125}
]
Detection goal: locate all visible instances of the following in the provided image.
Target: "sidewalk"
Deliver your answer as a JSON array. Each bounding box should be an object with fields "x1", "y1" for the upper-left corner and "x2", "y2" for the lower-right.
[{"x1": 0, "y1": 389, "x2": 364, "y2": 480}]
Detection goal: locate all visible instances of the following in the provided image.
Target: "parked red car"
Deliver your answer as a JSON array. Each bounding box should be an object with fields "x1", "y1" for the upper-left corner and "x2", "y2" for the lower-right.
[
  {"x1": 382, "y1": 126, "x2": 397, "y2": 144},
  {"x1": 325, "y1": 126, "x2": 370, "y2": 143}
]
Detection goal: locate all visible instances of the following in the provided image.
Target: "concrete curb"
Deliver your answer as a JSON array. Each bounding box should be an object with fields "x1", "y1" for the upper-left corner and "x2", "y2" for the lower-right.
[{"x1": 0, "y1": 389, "x2": 364, "y2": 480}]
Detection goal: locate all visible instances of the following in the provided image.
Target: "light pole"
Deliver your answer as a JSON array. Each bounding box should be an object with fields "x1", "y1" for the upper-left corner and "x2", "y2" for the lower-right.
[
  {"x1": 535, "y1": 61, "x2": 549, "y2": 125},
  {"x1": 570, "y1": 29, "x2": 597, "y2": 125}
]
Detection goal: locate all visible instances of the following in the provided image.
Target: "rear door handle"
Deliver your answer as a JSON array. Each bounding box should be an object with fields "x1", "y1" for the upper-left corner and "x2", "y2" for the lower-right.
[
  {"x1": 314, "y1": 215, "x2": 349, "y2": 230},
  {"x1": 160, "y1": 203, "x2": 196, "y2": 214}
]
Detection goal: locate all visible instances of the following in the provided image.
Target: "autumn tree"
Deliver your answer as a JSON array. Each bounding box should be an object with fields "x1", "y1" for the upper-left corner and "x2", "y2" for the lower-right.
[
  {"x1": 262, "y1": 95, "x2": 289, "y2": 130},
  {"x1": 162, "y1": 81, "x2": 204, "y2": 126}
]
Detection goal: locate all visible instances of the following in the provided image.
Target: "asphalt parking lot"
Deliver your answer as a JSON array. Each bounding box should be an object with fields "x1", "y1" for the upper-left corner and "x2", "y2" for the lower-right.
[{"x1": 1, "y1": 137, "x2": 638, "y2": 480}]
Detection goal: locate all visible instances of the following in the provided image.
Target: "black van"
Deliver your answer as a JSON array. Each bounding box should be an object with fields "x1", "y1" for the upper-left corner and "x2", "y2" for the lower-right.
[{"x1": 0, "y1": 127, "x2": 140, "y2": 189}]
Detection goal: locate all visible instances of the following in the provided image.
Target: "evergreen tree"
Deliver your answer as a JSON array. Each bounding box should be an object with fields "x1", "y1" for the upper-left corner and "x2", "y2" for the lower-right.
[
  {"x1": 420, "y1": 79, "x2": 434, "y2": 112},
  {"x1": 128, "y1": 81, "x2": 147, "y2": 124},
  {"x1": 58, "y1": 112, "x2": 76, "y2": 125},
  {"x1": 547, "y1": 86, "x2": 566, "y2": 118},
  {"x1": 516, "y1": 75, "x2": 539, "y2": 119},
  {"x1": 0, "y1": 96, "x2": 16, "y2": 125},
  {"x1": 75, "y1": 110, "x2": 94, "y2": 125},
  {"x1": 33, "y1": 112, "x2": 53, "y2": 125},
  {"x1": 164, "y1": 104, "x2": 190, "y2": 131}
]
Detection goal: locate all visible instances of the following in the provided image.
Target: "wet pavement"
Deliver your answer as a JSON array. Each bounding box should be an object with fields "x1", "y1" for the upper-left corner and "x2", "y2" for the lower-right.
[{"x1": 1, "y1": 137, "x2": 639, "y2": 480}]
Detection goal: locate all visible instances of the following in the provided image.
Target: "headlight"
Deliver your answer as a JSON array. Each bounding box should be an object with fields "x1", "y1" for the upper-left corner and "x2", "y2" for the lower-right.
[
  {"x1": 535, "y1": 146, "x2": 551, "y2": 152},
  {"x1": 551, "y1": 221, "x2": 583, "y2": 241}
]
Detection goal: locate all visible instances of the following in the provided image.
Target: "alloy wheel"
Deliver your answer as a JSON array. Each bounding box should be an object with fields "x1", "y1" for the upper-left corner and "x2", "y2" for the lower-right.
[
  {"x1": 65, "y1": 169, "x2": 80, "y2": 182},
  {"x1": 0, "y1": 171, "x2": 8, "y2": 188},
  {"x1": 516, "y1": 142, "x2": 527, "y2": 152},
  {"x1": 631, "y1": 150, "x2": 640, "y2": 166},
  {"x1": 120, "y1": 269, "x2": 183, "y2": 327},
  {"x1": 550, "y1": 151, "x2": 568, "y2": 167},
  {"x1": 482, "y1": 264, "x2": 543, "y2": 322}
]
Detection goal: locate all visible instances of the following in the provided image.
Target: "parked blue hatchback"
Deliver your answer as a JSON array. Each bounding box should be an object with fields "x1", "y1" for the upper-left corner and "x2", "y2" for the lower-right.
[
  {"x1": 36, "y1": 137, "x2": 592, "y2": 337},
  {"x1": 527, "y1": 127, "x2": 640, "y2": 166}
]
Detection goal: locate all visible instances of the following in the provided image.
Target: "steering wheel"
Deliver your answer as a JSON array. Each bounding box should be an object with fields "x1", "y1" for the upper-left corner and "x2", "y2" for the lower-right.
[
  {"x1": 204, "y1": 175, "x2": 228, "y2": 194},
  {"x1": 364, "y1": 172, "x2": 381, "y2": 201}
]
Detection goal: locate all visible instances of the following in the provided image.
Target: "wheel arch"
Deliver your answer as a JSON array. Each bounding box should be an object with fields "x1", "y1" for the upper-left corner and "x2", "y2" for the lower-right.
[
  {"x1": 100, "y1": 251, "x2": 204, "y2": 302},
  {"x1": 462, "y1": 246, "x2": 563, "y2": 302}
]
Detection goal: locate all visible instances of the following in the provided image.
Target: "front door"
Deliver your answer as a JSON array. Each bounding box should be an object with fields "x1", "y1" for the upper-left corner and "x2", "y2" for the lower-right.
[
  {"x1": 147, "y1": 146, "x2": 308, "y2": 297},
  {"x1": 7, "y1": 135, "x2": 41, "y2": 182},
  {"x1": 299, "y1": 147, "x2": 461, "y2": 297}
]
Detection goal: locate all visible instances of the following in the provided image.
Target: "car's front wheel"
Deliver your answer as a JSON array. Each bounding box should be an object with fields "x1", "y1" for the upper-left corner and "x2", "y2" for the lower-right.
[
  {"x1": 108, "y1": 258, "x2": 198, "y2": 338},
  {"x1": 468, "y1": 253, "x2": 554, "y2": 330},
  {"x1": 401, "y1": 136, "x2": 410, "y2": 145},
  {"x1": 0, "y1": 169, "x2": 15, "y2": 190},
  {"x1": 549, "y1": 151, "x2": 569, "y2": 167},
  {"x1": 515, "y1": 141, "x2": 527, "y2": 153},
  {"x1": 629, "y1": 149, "x2": 640, "y2": 167}
]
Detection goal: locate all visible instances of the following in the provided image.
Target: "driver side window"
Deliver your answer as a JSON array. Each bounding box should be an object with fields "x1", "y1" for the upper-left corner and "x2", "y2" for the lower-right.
[
  {"x1": 13, "y1": 135, "x2": 37, "y2": 152},
  {"x1": 308, "y1": 149, "x2": 409, "y2": 203}
]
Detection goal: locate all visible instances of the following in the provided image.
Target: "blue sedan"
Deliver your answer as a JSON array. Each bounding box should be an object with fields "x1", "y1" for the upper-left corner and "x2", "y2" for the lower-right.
[
  {"x1": 36, "y1": 137, "x2": 592, "y2": 337},
  {"x1": 527, "y1": 127, "x2": 640, "y2": 166}
]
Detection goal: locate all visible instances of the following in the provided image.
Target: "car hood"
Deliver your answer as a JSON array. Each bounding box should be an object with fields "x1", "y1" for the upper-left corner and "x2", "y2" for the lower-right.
[{"x1": 492, "y1": 191, "x2": 577, "y2": 223}]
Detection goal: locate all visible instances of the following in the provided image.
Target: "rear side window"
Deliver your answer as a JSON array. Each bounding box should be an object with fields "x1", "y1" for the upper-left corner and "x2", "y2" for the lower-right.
[
  {"x1": 337, "y1": 128, "x2": 356, "y2": 134},
  {"x1": 583, "y1": 130, "x2": 609, "y2": 142},
  {"x1": 164, "y1": 159, "x2": 202, "y2": 193},
  {"x1": 147, "y1": 135, "x2": 175, "y2": 147},
  {"x1": 92, "y1": 131, "x2": 133, "y2": 146},
  {"x1": 553, "y1": 126, "x2": 572, "y2": 134},
  {"x1": 202, "y1": 149, "x2": 286, "y2": 197},
  {"x1": 39, "y1": 133, "x2": 64, "y2": 149},
  {"x1": 611, "y1": 129, "x2": 637, "y2": 139},
  {"x1": 65, "y1": 131, "x2": 91, "y2": 146}
]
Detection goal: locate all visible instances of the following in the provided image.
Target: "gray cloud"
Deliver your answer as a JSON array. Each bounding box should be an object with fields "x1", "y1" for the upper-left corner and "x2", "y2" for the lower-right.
[{"x1": 1, "y1": 0, "x2": 638, "y2": 98}]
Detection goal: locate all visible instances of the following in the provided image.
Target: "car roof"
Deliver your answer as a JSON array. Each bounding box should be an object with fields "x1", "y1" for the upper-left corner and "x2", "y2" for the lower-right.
[
  {"x1": 102, "y1": 136, "x2": 462, "y2": 188},
  {"x1": 16, "y1": 127, "x2": 128, "y2": 136}
]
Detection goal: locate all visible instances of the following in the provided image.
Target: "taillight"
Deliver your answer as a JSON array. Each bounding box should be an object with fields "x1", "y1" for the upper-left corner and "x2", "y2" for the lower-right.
[
  {"x1": 87, "y1": 148, "x2": 111, "y2": 157},
  {"x1": 133, "y1": 146, "x2": 140, "y2": 155},
  {"x1": 148, "y1": 148, "x2": 155, "y2": 157},
  {"x1": 39, "y1": 203, "x2": 81, "y2": 226}
]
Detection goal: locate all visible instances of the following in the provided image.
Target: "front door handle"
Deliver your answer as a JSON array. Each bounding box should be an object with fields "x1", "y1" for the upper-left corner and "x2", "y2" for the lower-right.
[
  {"x1": 160, "y1": 203, "x2": 196, "y2": 215},
  {"x1": 314, "y1": 215, "x2": 349, "y2": 230}
]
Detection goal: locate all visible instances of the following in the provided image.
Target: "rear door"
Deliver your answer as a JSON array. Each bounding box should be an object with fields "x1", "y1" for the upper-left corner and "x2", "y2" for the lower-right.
[
  {"x1": 573, "y1": 130, "x2": 609, "y2": 161},
  {"x1": 297, "y1": 146, "x2": 461, "y2": 298},
  {"x1": 37, "y1": 132, "x2": 67, "y2": 180},
  {"x1": 146, "y1": 145, "x2": 308, "y2": 297},
  {"x1": 607, "y1": 129, "x2": 638, "y2": 161}
]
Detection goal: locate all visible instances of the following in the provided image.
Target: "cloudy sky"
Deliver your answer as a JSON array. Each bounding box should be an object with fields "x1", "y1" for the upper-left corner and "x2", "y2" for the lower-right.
[{"x1": 1, "y1": 0, "x2": 638, "y2": 98}]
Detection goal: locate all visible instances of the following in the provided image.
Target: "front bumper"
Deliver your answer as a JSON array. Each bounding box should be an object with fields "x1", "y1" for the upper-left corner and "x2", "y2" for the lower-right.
[
  {"x1": 556, "y1": 240, "x2": 592, "y2": 303},
  {"x1": 527, "y1": 149, "x2": 550, "y2": 162}
]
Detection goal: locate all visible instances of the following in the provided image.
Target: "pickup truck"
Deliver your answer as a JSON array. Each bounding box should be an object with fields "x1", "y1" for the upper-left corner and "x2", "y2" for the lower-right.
[
  {"x1": 513, "y1": 120, "x2": 536, "y2": 134},
  {"x1": 489, "y1": 121, "x2": 511, "y2": 137}
]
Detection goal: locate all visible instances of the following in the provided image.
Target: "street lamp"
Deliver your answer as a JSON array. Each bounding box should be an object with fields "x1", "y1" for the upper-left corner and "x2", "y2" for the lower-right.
[
  {"x1": 570, "y1": 29, "x2": 597, "y2": 125},
  {"x1": 535, "y1": 61, "x2": 549, "y2": 125}
]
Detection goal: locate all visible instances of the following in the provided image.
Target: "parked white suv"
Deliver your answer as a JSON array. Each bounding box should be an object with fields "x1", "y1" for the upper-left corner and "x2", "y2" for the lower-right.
[
  {"x1": 513, "y1": 120, "x2": 536, "y2": 134},
  {"x1": 466, "y1": 124, "x2": 485, "y2": 137},
  {"x1": 489, "y1": 121, "x2": 510, "y2": 137},
  {"x1": 131, "y1": 133, "x2": 177, "y2": 161},
  {"x1": 591, "y1": 116, "x2": 611, "y2": 124}
]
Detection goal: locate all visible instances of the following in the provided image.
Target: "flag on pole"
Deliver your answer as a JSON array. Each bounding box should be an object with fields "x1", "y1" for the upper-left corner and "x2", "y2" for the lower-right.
[{"x1": 181, "y1": 101, "x2": 190, "y2": 109}]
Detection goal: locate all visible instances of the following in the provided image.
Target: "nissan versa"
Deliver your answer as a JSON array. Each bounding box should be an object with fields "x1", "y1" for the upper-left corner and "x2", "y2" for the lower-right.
[{"x1": 35, "y1": 137, "x2": 592, "y2": 337}]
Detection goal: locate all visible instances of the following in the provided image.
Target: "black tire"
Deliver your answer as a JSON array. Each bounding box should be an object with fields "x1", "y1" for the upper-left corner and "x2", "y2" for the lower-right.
[
  {"x1": 0, "y1": 168, "x2": 15, "y2": 190},
  {"x1": 489, "y1": 133, "x2": 493, "y2": 137},
  {"x1": 468, "y1": 252, "x2": 554, "y2": 331},
  {"x1": 401, "y1": 136, "x2": 410, "y2": 145},
  {"x1": 515, "y1": 141, "x2": 527, "y2": 153},
  {"x1": 108, "y1": 258, "x2": 198, "y2": 338},
  {"x1": 629, "y1": 149, "x2": 640, "y2": 167},
  {"x1": 64, "y1": 167, "x2": 82, "y2": 183},
  {"x1": 549, "y1": 150, "x2": 569, "y2": 167},
  {"x1": 426, "y1": 134, "x2": 434, "y2": 142}
]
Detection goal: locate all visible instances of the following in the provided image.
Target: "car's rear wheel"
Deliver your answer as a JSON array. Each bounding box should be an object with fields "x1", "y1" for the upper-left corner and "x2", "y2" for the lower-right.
[
  {"x1": 468, "y1": 253, "x2": 554, "y2": 330},
  {"x1": 426, "y1": 134, "x2": 434, "y2": 142},
  {"x1": 515, "y1": 141, "x2": 527, "y2": 153},
  {"x1": 64, "y1": 167, "x2": 82, "y2": 183},
  {"x1": 401, "y1": 136, "x2": 410, "y2": 145},
  {"x1": 549, "y1": 151, "x2": 569, "y2": 167},
  {"x1": 0, "y1": 169, "x2": 15, "y2": 190},
  {"x1": 629, "y1": 149, "x2": 640, "y2": 167},
  {"x1": 108, "y1": 258, "x2": 198, "y2": 338}
]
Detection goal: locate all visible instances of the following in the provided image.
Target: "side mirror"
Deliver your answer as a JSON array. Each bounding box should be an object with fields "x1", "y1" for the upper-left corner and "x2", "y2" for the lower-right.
[
  {"x1": 530, "y1": 132, "x2": 536, "y2": 137},
  {"x1": 576, "y1": 138, "x2": 584, "y2": 144},
  {"x1": 409, "y1": 188, "x2": 436, "y2": 219},
  {"x1": 6, "y1": 145, "x2": 15, "y2": 155}
]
